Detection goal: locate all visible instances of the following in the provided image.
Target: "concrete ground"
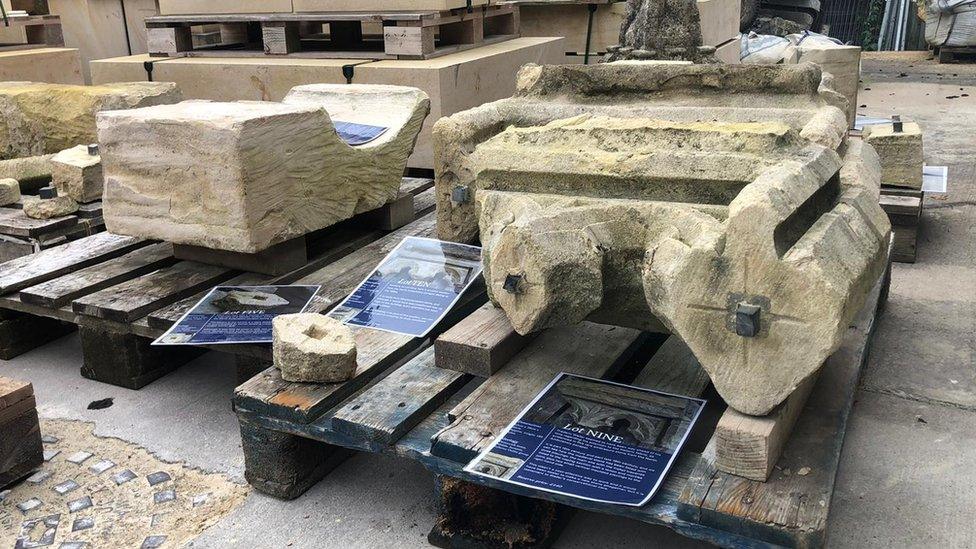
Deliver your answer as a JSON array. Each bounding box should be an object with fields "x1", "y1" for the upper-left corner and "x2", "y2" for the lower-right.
[{"x1": 2, "y1": 52, "x2": 975, "y2": 548}]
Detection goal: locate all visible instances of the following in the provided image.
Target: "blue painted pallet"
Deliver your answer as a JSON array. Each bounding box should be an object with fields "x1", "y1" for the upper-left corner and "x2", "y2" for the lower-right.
[{"x1": 234, "y1": 264, "x2": 891, "y2": 549}]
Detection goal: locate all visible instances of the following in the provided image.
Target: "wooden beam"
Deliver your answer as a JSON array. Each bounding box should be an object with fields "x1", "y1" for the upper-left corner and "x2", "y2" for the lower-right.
[{"x1": 434, "y1": 302, "x2": 534, "y2": 377}]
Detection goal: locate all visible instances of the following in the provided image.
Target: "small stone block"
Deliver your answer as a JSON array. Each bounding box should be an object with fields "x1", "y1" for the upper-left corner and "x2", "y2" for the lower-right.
[
  {"x1": 23, "y1": 195, "x2": 78, "y2": 219},
  {"x1": 67, "y1": 496, "x2": 92, "y2": 513},
  {"x1": 146, "y1": 471, "x2": 172, "y2": 487},
  {"x1": 18, "y1": 513, "x2": 60, "y2": 545},
  {"x1": 153, "y1": 490, "x2": 176, "y2": 504},
  {"x1": 17, "y1": 498, "x2": 43, "y2": 513},
  {"x1": 0, "y1": 177, "x2": 20, "y2": 206},
  {"x1": 65, "y1": 451, "x2": 93, "y2": 465},
  {"x1": 53, "y1": 480, "x2": 80, "y2": 495},
  {"x1": 0, "y1": 489, "x2": 10, "y2": 502},
  {"x1": 88, "y1": 459, "x2": 115, "y2": 474},
  {"x1": 26, "y1": 470, "x2": 52, "y2": 484},
  {"x1": 72, "y1": 516, "x2": 95, "y2": 532},
  {"x1": 43, "y1": 450, "x2": 60, "y2": 461},
  {"x1": 191, "y1": 493, "x2": 209, "y2": 507},
  {"x1": 864, "y1": 121, "x2": 923, "y2": 189},
  {"x1": 51, "y1": 145, "x2": 104, "y2": 203},
  {"x1": 150, "y1": 513, "x2": 166, "y2": 527},
  {"x1": 111, "y1": 469, "x2": 137, "y2": 485},
  {"x1": 141, "y1": 535, "x2": 167, "y2": 548},
  {"x1": 41, "y1": 435, "x2": 59, "y2": 444},
  {"x1": 60, "y1": 542, "x2": 88, "y2": 549},
  {"x1": 273, "y1": 314, "x2": 358, "y2": 383},
  {"x1": 39, "y1": 185, "x2": 58, "y2": 198}
]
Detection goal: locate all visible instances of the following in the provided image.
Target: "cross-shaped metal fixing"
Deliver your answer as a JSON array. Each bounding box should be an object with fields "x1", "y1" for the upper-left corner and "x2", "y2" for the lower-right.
[
  {"x1": 734, "y1": 302, "x2": 762, "y2": 338},
  {"x1": 502, "y1": 273, "x2": 525, "y2": 294}
]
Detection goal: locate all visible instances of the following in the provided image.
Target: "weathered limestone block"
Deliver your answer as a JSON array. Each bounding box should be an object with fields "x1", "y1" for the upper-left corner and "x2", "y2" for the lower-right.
[
  {"x1": 0, "y1": 178, "x2": 20, "y2": 206},
  {"x1": 273, "y1": 314, "x2": 358, "y2": 383},
  {"x1": 436, "y1": 63, "x2": 888, "y2": 415},
  {"x1": 100, "y1": 84, "x2": 429, "y2": 254},
  {"x1": 0, "y1": 154, "x2": 53, "y2": 189},
  {"x1": 0, "y1": 82, "x2": 183, "y2": 160},
  {"x1": 863, "y1": 121, "x2": 923, "y2": 189},
  {"x1": 52, "y1": 145, "x2": 103, "y2": 203},
  {"x1": 604, "y1": 0, "x2": 715, "y2": 62},
  {"x1": 23, "y1": 196, "x2": 78, "y2": 219}
]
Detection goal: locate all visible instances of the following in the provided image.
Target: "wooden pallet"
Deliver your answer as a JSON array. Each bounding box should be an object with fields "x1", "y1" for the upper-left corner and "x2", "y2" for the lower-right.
[
  {"x1": 233, "y1": 247, "x2": 891, "y2": 547},
  {"x1": 934, "y1": 45, "x2": 976, "y2": 64},
  {"x1": 879, "y1": 185, "x2": 922, "y2": 264},
  {"x1": 0, "y1": 14, "x2": 64, "y2": 51},
  {"x1": 0, "y1": 199, "x2": 104, "y2": 263},
  {"x1": 145, "y1": 5, "x2": 520, "y2": 60},
  {"x1": 0, "y1": 177, "x2": 435, "y2": 381}
]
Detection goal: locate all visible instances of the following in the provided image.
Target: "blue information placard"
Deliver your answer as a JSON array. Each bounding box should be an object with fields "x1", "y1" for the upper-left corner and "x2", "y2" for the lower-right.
[
  {"x1": 153, "y1": 285, "x2": 320, "y2": 346},
  {"x1": 333, "y1": 121, "x2": 389, "y2": 146},
  {"x1": 465, "y1": 373, "x2": 706, "y2": 507},
  {"x1": 329, "y1": 236, "x2": 483, "y2": 338}
]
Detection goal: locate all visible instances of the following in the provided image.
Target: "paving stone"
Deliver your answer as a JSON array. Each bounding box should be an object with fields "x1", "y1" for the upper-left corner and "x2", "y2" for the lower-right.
[
  {"x1": 146, "y1": 471, "x2": 172, "y2": 487},
  {"x1": 0, "y1": 489, "x2": 10, "y2": 502},
  {"x1": 17, "y1": 513, "x2": 60, "y2": 547},
  {"x1": 191, "y1": 493, "x2": 209, "y2": 508},
  {"x1": 140, "y1": 535, "x2": 167, "y2": 548},
  {"x1": 88, "y1": 459, "x2": 115, "y2": 475},
  {"x1": 43, "y1": 449, "x2": 61, "y2": 462},
  {"x1": 17, "y1": 498, "x2": 43, "y2": 513},
  {"x1": 52, "y1": 480, "x2": 80, "y2": 495},
  {"x1": 150, "y1": 513, "x2": 166, "y2": 527},
  {"x1": 153, "y1": 490, "x2": 176, "y2": 504},
  {"x1": 25, "y1": 470, "x2": 52, "y2": 484},
  {"x1": 66, "y1": 496, "x2": 92, "y2": 513},
  {"x1": 111, "y1": 469, "x2": 136, "y2": 485},
  {"x1": 59, "y1": 542, "x2": 88, "y2": 549},
  {"x1": 65, "y1": 452, "x2": 93, "y2": 465},
  {"x1": 41, "y1": 435, "x2": 59, "y2": 444},
  {"x1": 71, "y1": 517, "x2": 94, "y2": 532}
]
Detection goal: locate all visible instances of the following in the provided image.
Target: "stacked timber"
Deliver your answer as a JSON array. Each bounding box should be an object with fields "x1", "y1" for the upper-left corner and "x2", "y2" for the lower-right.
[{"x1": 0, "y1": 376, "x2": 42, "y2": 488}]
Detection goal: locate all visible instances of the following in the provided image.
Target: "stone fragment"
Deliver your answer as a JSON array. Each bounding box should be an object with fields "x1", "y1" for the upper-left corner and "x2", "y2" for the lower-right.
[
  {"x1": 0, "y1": 81, "x2": 182, "y2": 160},
  {"x1": 17, "y1": 497, "x2": 43, "y2": 513},
  {"x1": 51, "y1": 145, "x2": 103, "y2": 203},
  {"x1": 26, "y1": 470, "x2": 52, "y2": 484},
  {"x1": 0, "y1": 154, "x2": 53, "y2": 186},
  {"x1": 863, "y1": 121, "x2": 923, "y2": 189},
  {"x1": 72, "y1": 517, "x2": 94, "y2": 532},
  {"x1": 61, "y1": 542, "x2": 88, "y2": 549},
  {"x1": 52, "y1": 479, "x2": 80, "y2": 495},
  {"x1": 65, "y1": 451, "x2": 92, "y2": 465},
  {"x1": 23, "y1": 196, "x2": 78, "y2": 219},
  {"x1": 100, "y1": 84, "x2": 429, "y2": 254},
  {"x1": 153, "y1": 490, "x2": 176, "y2": 504},
  {"x1": 41, "y1": 434, "x2": 59, "y2": 444},
  {"x1": 273, "y1": 314, "x2": 358, "y2": 383},
  {"x1": 0, "y1": 177, "x2": 20, "y2": 205},
  {"x1": 18, "y1": 513, "x2": 60, "y2": 545},
  {"x1": 141, "y1": 536, "x2": 167, "y2": 549},
  {"x1": 146, "y1": 471, "x2": 172, "y2": 487},
  {"x1": 435, "y1": 63, "x2": 889, "y2": 416},
  {"x1": 88, "y1": 459, "x2": 115, "y2": 474},
  {"x1": 67, "y1": 496, "x2": 93, "y2": 513},
  {"x1": 111, "y1": 469, "x2": 136, "y2": 485},
  {"x1": 605, "y1": 0, "x2": 713, "y2": 62}
]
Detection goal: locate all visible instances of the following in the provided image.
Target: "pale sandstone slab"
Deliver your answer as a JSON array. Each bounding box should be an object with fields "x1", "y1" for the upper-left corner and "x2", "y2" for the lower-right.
[
  {"x1": 0, "y1": 81, "x2": 182, "y2": 160},
  {"x1": 0, "y1": 178, "x2": 20, "y2": 206},
  {"x1": 273, "y1": 314, "x2": 358, "y2": 383},
  {"x1": 23, "y1": 196, "x2": 78, "y2": 219},
  {"x1": 100, "y1": 85, "x2": 428, "y2": 254},
  {"x1": 52, "y1": 145, "x2": 103, "y2": 203},
  {"x1": 436, "y1": 63, "x2": 888, "y2": 416},
  {"x1": 863, "y1": 121, "x2": 923, "y2": 189}
]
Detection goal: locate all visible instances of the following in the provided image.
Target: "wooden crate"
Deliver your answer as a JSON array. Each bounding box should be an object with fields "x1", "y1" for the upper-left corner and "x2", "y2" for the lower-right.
[
  {"x1": 145, "y1": 5, "x2": 520, "y2": 60},
  {"x1": 0, "y1": 376, "x2": 43, "y2": 489},
  {"x1": 880, "y1": 185, "x2": 922, "y2": 264},
  {"x1": 0, "y1": 178, "x2": 436, "y2": 387},
  {"x1": 233, "y1": 249, "x2": 891, "y2": 547}
]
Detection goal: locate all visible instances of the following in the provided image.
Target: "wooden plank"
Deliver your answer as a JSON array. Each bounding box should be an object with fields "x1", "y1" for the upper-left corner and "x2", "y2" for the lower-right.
[
  {"x1": 70, "y1": 260, "x2": 236, "y2": 323},
  {"x1": 262, "y1": 21, "x2": 300, "y2": 54},
  {"x1": 713, "y1": 374, "x2": 817, "y2": 481},
  {"x1": 0, "y1": 233, "x2": 147, "y2": 295},
  {"x1": 430, "y1": 322, "x2": 645, "y2": 463},
  {"x1": 633, "y1": 336, "x2": 712, "y2": 396},
  {"x1": 173, "y1": 235, "x2": 307, "y2": 276},
  {"x1": 19, "y1": 243, "x2": 177, "y2": 308},
  {"x1": 676, "y1": 267, "x2": 889, "y2": 548},
  {"x1": 147, "y1": 26, "x2": 193, "y2": 55},
  {"x1": 332, "y1": 347, "x2": 470, "y2": 446},
  {"x1": 879, "y1": 194, "x2": 921, "y2": 219},
  {"x1": 145, "y1": 271, "x2": 270, "y2": 330},
  {"x1": 0, "y1": 377, "x2": 33, "y2": 412},
  {"x1": 0, "y1": 208, "x2": 76, "y2": 238},
  {"x1": 434, "y1": 302, "x2": 534, "y2": 377},
  {"x1": 384, "y1": 25, "x2": 436, "y2": 56}
]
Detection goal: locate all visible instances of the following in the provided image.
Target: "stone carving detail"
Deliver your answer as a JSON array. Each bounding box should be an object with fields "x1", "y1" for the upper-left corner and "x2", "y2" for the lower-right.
[
  {"x1": 433, "y1": 63, "x2": 890, "y2": 415},
  {"x1": 604, "y1": 0, "x2": 715, "y2": 63},
  {"x1": 99, "y1": 84, "x2": 429, "y2": 254}
]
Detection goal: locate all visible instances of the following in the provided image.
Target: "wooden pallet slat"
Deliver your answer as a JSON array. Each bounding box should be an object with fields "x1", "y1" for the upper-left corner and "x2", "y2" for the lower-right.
[
  {"x1": 331, "y1": 347, "x2": 470, "y2": 447},
  {"x1": 19, "y1": 243, "x2": 177, "y2": 308},
  {"x1": 434, "y1": 302, "x2": 534, "y2": 377},
  {"x1": 0, "y1": 207, "x2": 77, "y2": 238},
  {"x1": 70, "y1": 260, "x2": 237, "y2": 323},
  {"x1": 0, "y1": 233, "x2": 147, "y2": 295}
]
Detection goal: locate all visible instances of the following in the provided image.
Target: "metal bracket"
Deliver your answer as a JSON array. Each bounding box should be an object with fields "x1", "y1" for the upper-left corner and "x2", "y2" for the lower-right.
[{"x1": 725, "y1": 293, "x2": 771, "y2": 338}]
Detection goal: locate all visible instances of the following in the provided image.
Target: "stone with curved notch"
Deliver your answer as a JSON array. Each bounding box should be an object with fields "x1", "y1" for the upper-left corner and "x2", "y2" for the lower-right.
[
  {"x1": 273, "y1": 314, "x2": 358, "y2": 383},
  {"x1": 434, "y1": 63, "x2": 890, "y2": 415}
]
